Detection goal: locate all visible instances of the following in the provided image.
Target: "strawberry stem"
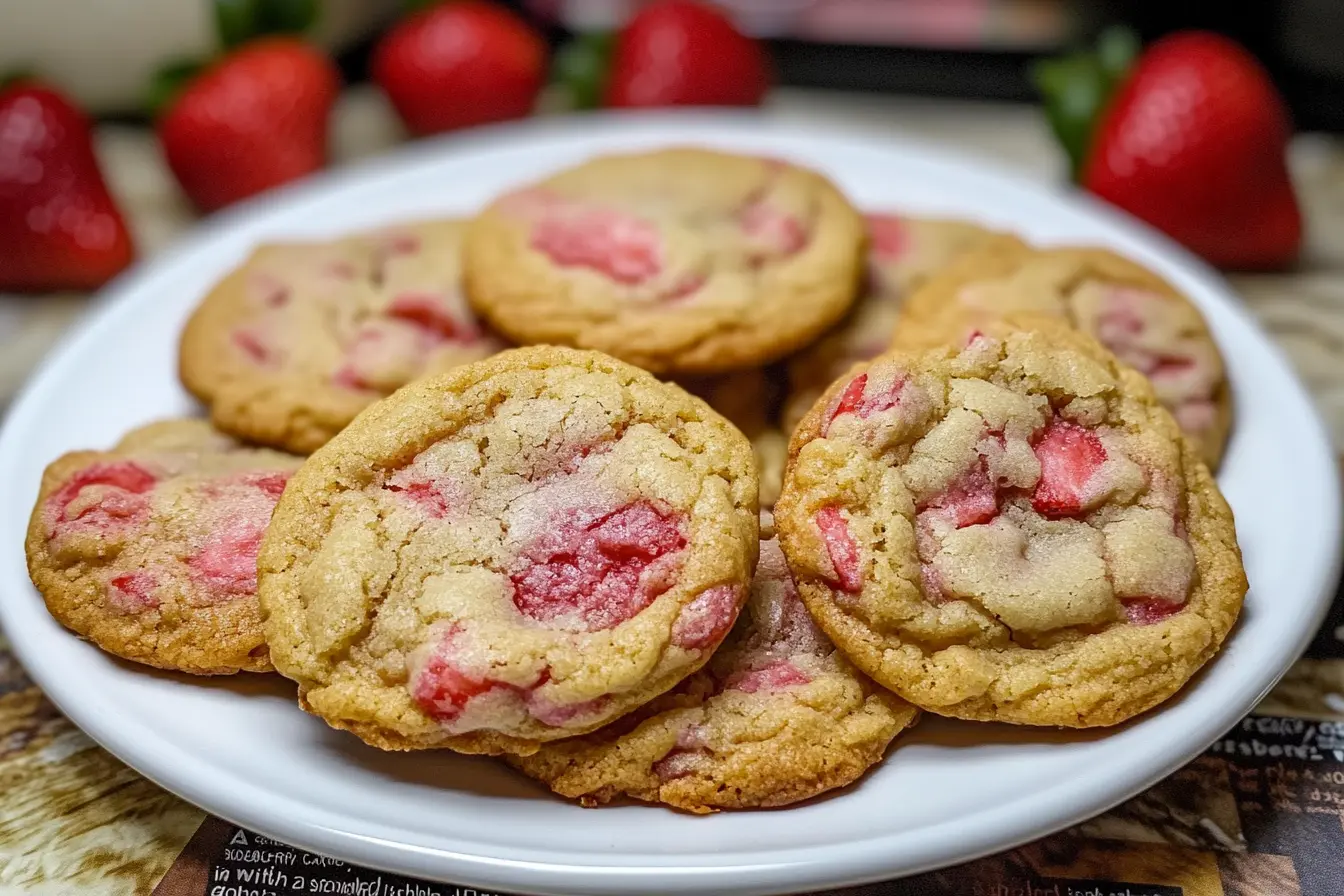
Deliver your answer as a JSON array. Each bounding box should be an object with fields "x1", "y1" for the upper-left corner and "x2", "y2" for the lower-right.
[
  {"x1": 1032, "y1": 25, "x2": 1139, "y2": 182},
  {"x1": 552, "y1": 32, "x2": 615, "y2": 111},
  {"x1": 145, "y1": 59, "x2": 205, "y2": 118}
]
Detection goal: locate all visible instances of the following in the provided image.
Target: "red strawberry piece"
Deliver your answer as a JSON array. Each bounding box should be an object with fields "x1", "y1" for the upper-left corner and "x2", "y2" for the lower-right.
[
  {"x1": 237, "y1": 470, "x2": 291, "y2": 498},
  {"x1": 725, "y1": 659, "x2": 811, "y2": 694},
  {"x1": 0, "y1": 82, "x2": 134, "y2": 292},
  {"x1": 157, "y1": 38, "x2": 339, "y2": 213},
  {"x1": 606, "y1": 0, "x2": 770, "y2": 108},
  {"x1": 1081, "y1": 32, "x2": 1301, "y2": 270},
  {"x1": 1122, "y1": 597, "x2": 1185, "y2": 626},
  {"x1": 823, "y1": 372, "x2": 908, "y2": 434},
  {"x1": 386, "y1": 293, "x2": 467, "y2": 341},
  {"x1": 107, "y1": 571, "x2": 159, "y2": 612},
  {"x1": 231, "y1": 328, "x2": 274, "y2": 365},
  {"x1": 384, "y1": 466, "x2": 457, "y2": 518},
  {"x1": 188, "y1": 516, "x2": 267, "y2": 596},
  {"x1": 739, "y1": 199, "x2": 808, "y2": 261},
  {"x1": 670, "y1": 585, "x2": 741, "y2": 650},
  {"x1": 49, "y1": 461, "x2": 157, "y2": 534},
  {"x1": 814, "y1": 506, "x2": 862, "y2": 593},
  {"x1": 531, "y1": 206, "x2": 663, "y2": 285},
  {"x1": 372, "y1": 0, "x2": 546, "y2": 137},
  {"x1": 525, "y1": 692, "x2": 608, "y2": 727},
  {"x1": 249, "y1": 273, "x2": 291, "y2": 306},
  {"x1": 1031, "y1": 421, "x2": 1108, "y2": 517},
  {"x1": 921, "y1": 462, "x2": 999, "y2": 529},
  {"x1": 510, "y1": 501, "x2": 687, "y2": 631},
  {"x1": 412, "y1": 632, "x2": 511, "y2": 723},
  {"x1": 866, "y1": 214, "x2": 909, "y2": 260}
]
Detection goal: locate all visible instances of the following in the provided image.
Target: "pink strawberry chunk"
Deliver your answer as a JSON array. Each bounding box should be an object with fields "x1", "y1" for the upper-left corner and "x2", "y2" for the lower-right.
[
  {"x1": 740, "y1": 200, "x2": 808, "y2": 259},
  {"x1": 188, "y1": 516, "x2": 267, "y2": 596},
  {"x1": 823, "y1": 372, "x2": 908, "y2": 435},
  {"x1": 386, "y1": 292, "x2": 467, "y2": 341},
  {"x1": 413, "y1": 646, "x2": 508, "y2": 723},
  {"x1": 49, "y1": 461, "x2": 157, "y2": 534},
  {"x1": 510, "y1": 501, "x2": 687, "y2": 631},
  {"x1": 866, "y1": 214, "x2": 909, "y2": 260},
  {"x1": 1031, "y1": 421, "x2": 1108, "y2": 517},
  {"x1": 1122, "y1": 597, "x2": 1185, "y2": 625},
  {"x1": 231, "y1": 328, "x2": 273, "y2": 364},
  {"x1": 107, "y1": 571, "x2": 159, "y2": 612},
  {"x1": 725, "y1": 659, "x2": 811, "y2": 694},
  {"x1": 815, "y1": 506, "x2": 862, "y2": 593},
  {"x1": 921, "y1": 461, "x2": 999, "y2": 528},
  {"x1": 532, "y1": 207, "x2": 663, "y2": 285},
  {"x1": 670, "y1": 585, "x2": 741, "y2": 649}
]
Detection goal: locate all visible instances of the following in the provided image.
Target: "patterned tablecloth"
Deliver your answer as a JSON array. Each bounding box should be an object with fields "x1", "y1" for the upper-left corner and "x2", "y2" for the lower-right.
[{"x1": 2, "y1": 90, "x2": 1343, "y2": 895}]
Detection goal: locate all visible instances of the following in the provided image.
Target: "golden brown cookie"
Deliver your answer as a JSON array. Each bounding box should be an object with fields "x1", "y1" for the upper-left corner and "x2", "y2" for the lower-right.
[
  {"x1": 510, "y1": 527, "x2": 917, "y2": 812},
  {"x1": 783, "y1": 215, "x2": 1022, "y2": 431},
  {"x1": 259, "y1": 347, "x2": 760, "y2": 755},
  {"x1": 180, "y1": 219, "x2": 504, "y2": 455},
  {"x1": 891, "y1": 245, "x2": 1231, "y2": 468},
  {"x1": 25, "y1": 419, "x2": 303, "y2": 675},
  {"x1": 775, "y1": 320, "x2": 1246, "y2": 727},
  {"x1": 462, "y1": 148, "x2": 866, "y2": 374}
]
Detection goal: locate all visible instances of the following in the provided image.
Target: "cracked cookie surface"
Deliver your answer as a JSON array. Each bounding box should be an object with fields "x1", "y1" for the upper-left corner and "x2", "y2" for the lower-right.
[
  {"x1": 784, "y1": 215, "x2": 1020, "y2": 430},
  {"x1": 180, "y1": 219, "x2": 504, "y2": 455},
  {"x1": 891, "y1": 245, "x2": 1231, "y2": 468},
  {"x1": 511, "y1": 526, "x2": 917, "y2": 812},
  {"x1": 774, "y1": 320, "x2": 1246, "y2": 727},
  {"x1": 462, "y1": 149, "x2": 866, "y2": 374},
  {"x1": 25, "y1": 419, "x2": 303, "y2": 675},
  {"x1": 258, "y1": 347, "x2": 759, "y2": 755}
]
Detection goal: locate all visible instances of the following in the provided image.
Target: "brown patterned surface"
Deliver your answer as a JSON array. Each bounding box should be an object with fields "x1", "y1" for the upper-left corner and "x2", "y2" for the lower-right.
[{"x1": 1, "y1": 93, "x2": 1342, "y2": 894}]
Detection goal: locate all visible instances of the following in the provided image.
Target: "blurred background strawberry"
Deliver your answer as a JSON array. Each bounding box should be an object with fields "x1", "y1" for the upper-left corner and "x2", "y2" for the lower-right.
[
  {"x1": 1037, "y1": 28, "x2": 1303, "y2": 270},
  {"x1": 0, "y1": 81, "x2": 134, "y2": 292},
  {"x1": 4, "y1": 0, "x2": 1342, "y2": 294}
]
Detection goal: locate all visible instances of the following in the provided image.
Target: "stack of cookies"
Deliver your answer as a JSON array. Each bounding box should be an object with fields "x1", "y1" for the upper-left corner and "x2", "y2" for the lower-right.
[{"x1": 24, "y1": 147, "x2": 1247, "y2": 814}]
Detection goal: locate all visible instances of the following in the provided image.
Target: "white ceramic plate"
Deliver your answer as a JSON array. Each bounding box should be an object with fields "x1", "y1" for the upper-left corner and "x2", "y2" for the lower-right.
[{"x1": 0, "y1": 114, "x2": 1339, "y2": 896}]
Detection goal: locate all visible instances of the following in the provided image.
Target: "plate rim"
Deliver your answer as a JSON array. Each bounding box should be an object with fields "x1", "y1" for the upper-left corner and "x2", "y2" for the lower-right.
[{"x1": 1, "y1": 110, "x2": 1340, "y2": 896}]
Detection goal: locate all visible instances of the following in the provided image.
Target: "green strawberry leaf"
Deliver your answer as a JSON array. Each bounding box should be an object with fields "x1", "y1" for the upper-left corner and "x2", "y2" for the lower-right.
[
  {"x1": 216, "y1": 0, "x2": 317, "y2": 48},
  {"x1": 1032, "y1": 26, "x2": 1140, "y2": 182},
  {"x1": 215, "y1": 0, "x2": 262, "y2": 48},
  {"x1": 0, "y1": 70, "x2": 36, "y2": 91},
  {"x1": 552, "y1": 32, "x2": 615, "y2": 111},
  {"x1": 256, "y1": 0, "x2": 319, "y2": 33},
  {"x1": 146, "y1": 59, "x2": 205, "y2": 118}
]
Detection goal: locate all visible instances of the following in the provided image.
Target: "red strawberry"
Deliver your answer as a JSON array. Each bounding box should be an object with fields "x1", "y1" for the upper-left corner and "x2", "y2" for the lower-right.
[
  {"x1": 372, "y1": 1, "x2": 547, "y2": 137},
  {"x1": 1084, "y1": 32, "x2": 1301, "y2": 270},
  {"x1": 1037, "y1": 29, "x2": 1301, "y2": 270},
  {"x1": 1031, "y1": 421, "x2": 1107, "y2": 517},
  {"x1": 157, "y1": 38, "x2": 339, "y2": 213},
  {"x1": 606, "y1": 0, "x2": 770, "y2": 108},
  {"x1": 0, "y1": 82, "x2": 134, "y2": 292}
]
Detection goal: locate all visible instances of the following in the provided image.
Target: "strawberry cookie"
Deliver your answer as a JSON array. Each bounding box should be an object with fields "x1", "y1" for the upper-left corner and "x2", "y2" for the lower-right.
[
  {"x1": 258, "y1": 347, "x2": 759, "y2": 755},
  {"x1": 891, "y1": 245, "x2": 1231, "y2": 468},
  {"x1": 462, "y1": 148, "x2": 866, "y2": 374},
  {"x1": 180, "y1": 219, "x2": 504, "y2": 455},
  {"x1": 784, "y1": 216, "x2": 1021, "y2": 430},
  {"x1": 511, "y1": 528, "x2": 917, "y2": 812},
  {"x1": 774, "y1": 321, "x2": 1246, "y2": 727},
  {"x1": 25, "y1": 419, "x2": 302, "y2": 675}
]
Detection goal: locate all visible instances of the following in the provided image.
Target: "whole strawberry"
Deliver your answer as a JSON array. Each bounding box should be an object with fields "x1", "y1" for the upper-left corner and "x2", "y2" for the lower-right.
[
  {"x1": 1037, "y1": 29, "x2": 1302, "y2": 270},
  {"x1": 605, "y1": 0, "x2": 770, "y2": 108},
  {"x1": 372, "y1": 1, "x2": 547, "y2": 136},
  {"x1": 157, "y1": 38, "x2": 339, "y2": 213},
  {"x1": 0, "y1": 82, "x2": 134, "y2": 292}
]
